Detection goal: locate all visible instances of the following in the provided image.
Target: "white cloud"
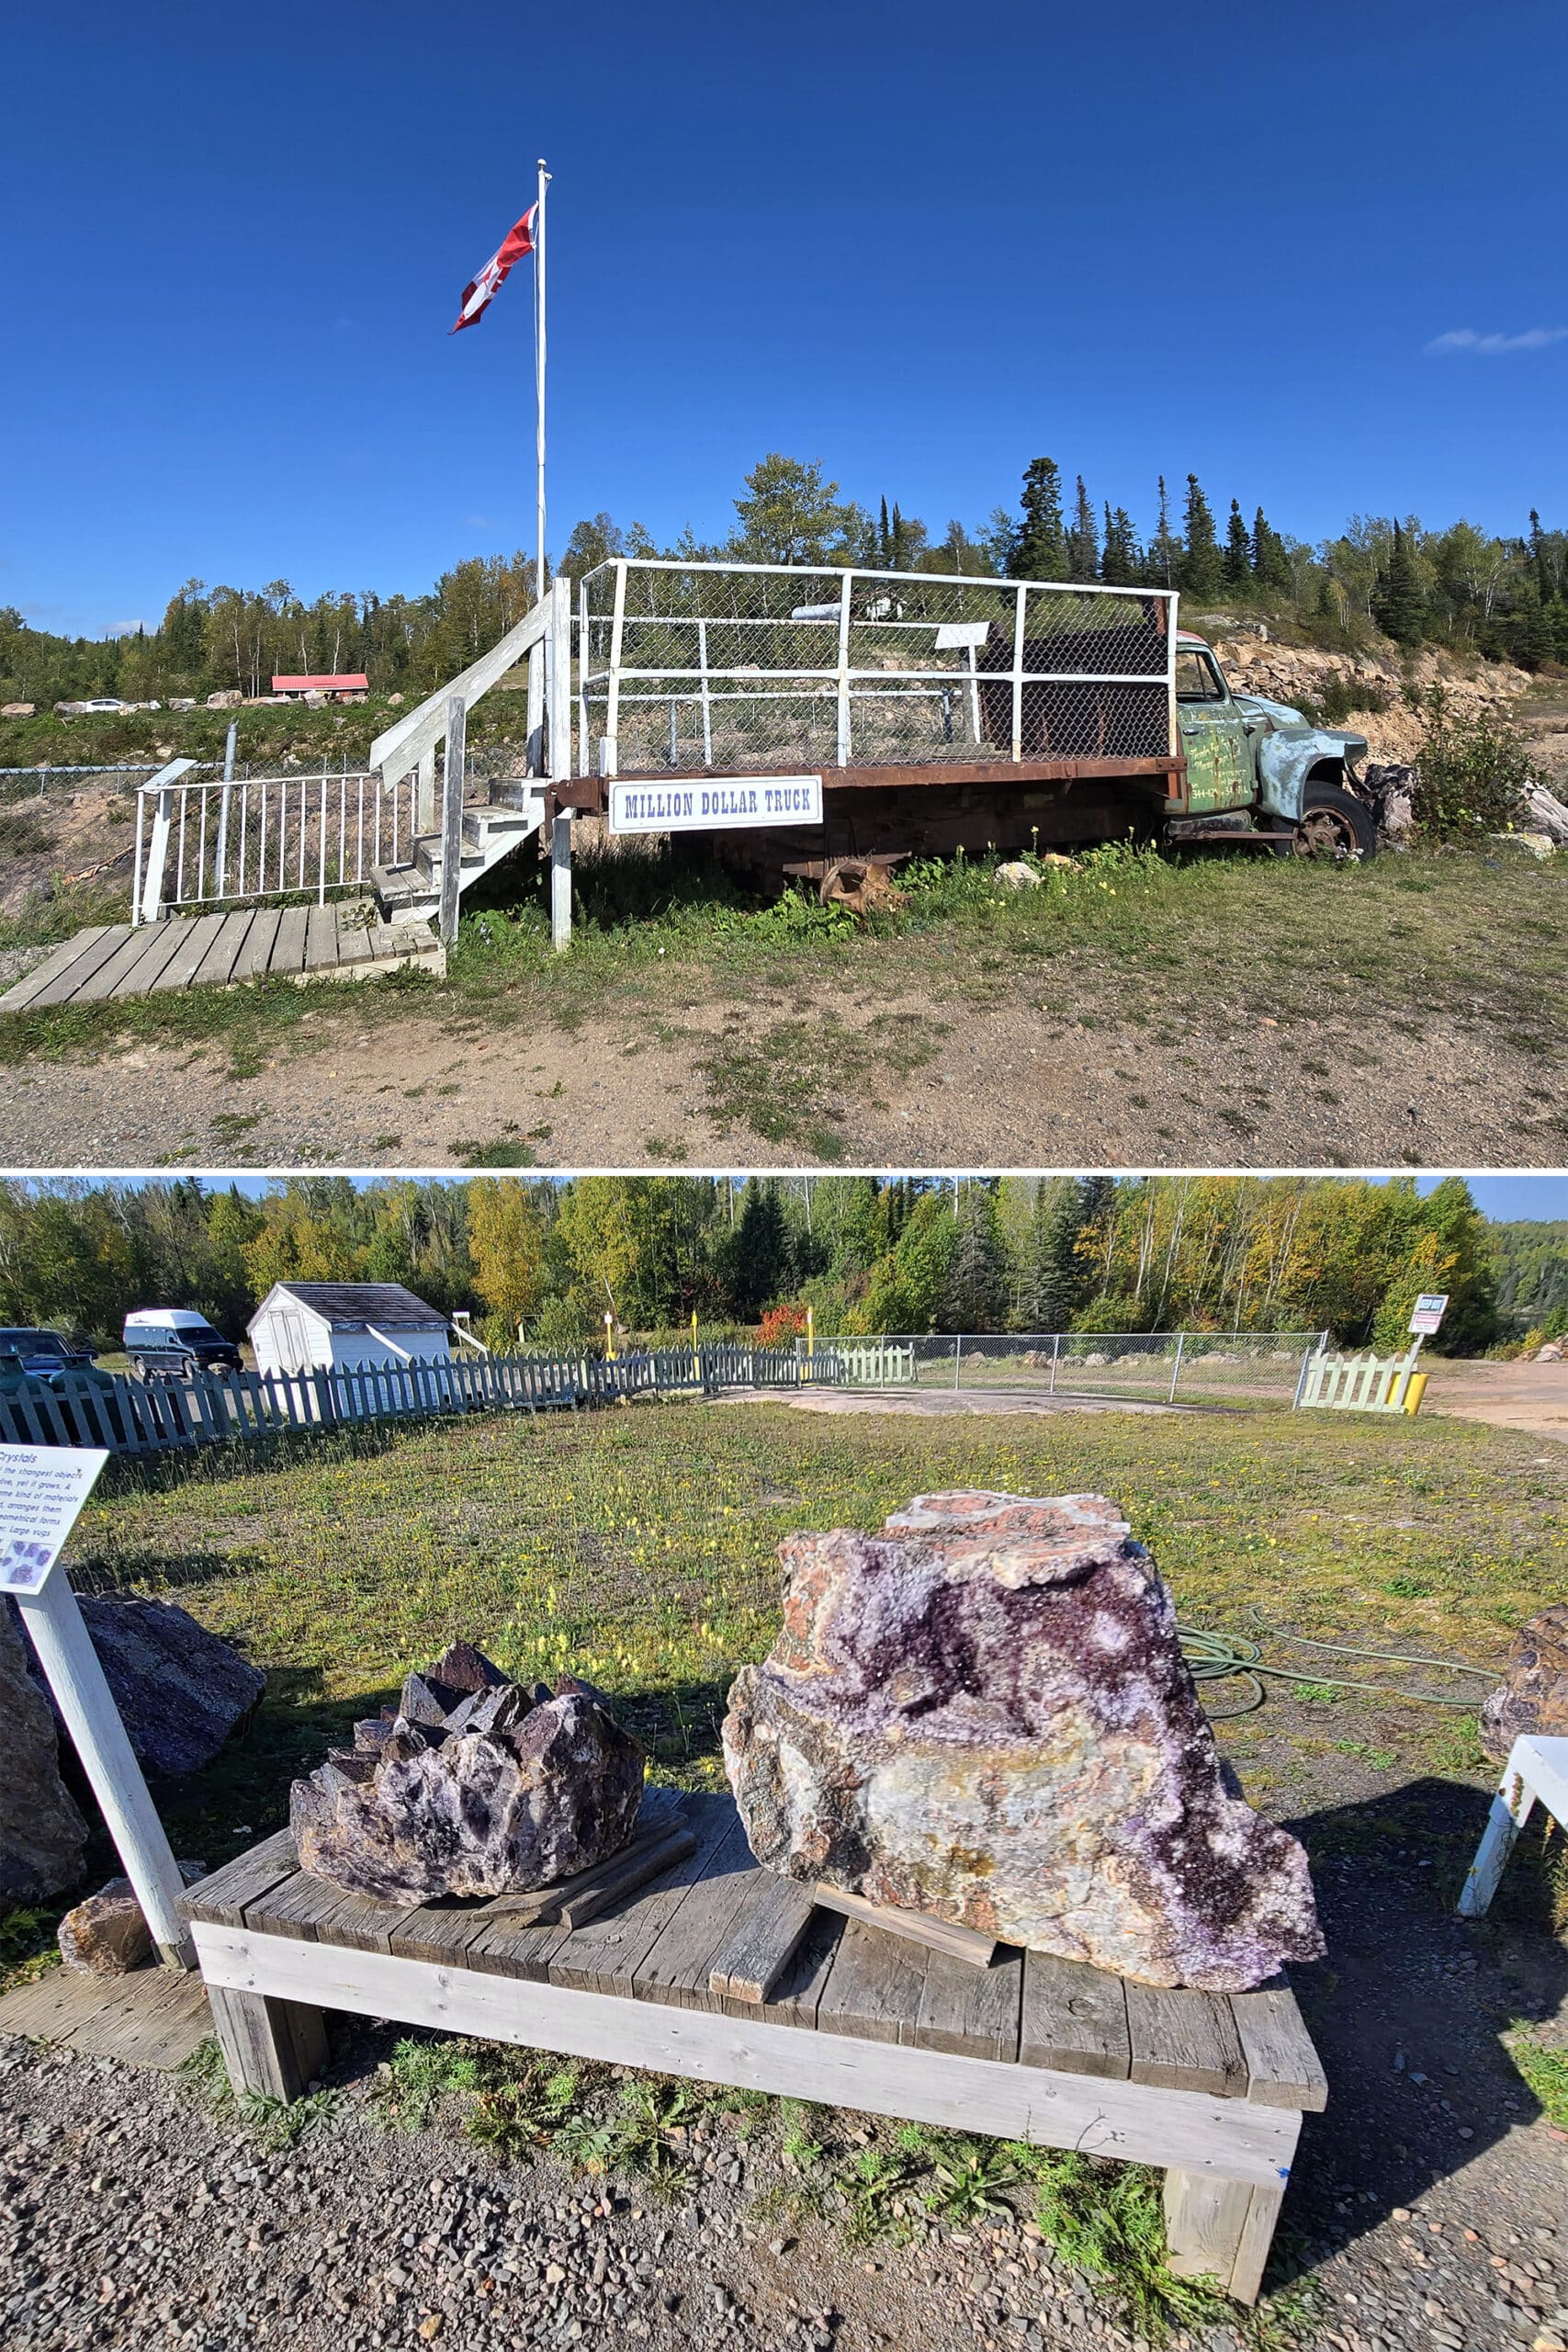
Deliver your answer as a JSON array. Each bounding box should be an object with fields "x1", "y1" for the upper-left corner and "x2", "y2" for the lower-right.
[
  {"x1": 105, "y1": 619, "x2": 149, "y2": 638},
  {"x1": 1425, "y1": 326, "x2": 1568, "y2": 355}
]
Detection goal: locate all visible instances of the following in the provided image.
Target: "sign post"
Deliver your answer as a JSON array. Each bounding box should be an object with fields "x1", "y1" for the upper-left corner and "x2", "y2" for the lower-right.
[{"x1": 2, "y1": 1445, "x2": 194, "y2": 1969}]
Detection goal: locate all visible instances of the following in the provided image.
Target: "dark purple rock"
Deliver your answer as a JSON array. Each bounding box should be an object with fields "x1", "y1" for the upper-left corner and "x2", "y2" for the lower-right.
[
  {"x1": 290, "y1": 1645, "x2": 644, "y2": 1902},
  {"x1": 1480, "y1": 1603, "x2": 1568, "y2": 1760},
  {"x1": 21, "y1": 1593, "x2": 265, "y2": 1778}
]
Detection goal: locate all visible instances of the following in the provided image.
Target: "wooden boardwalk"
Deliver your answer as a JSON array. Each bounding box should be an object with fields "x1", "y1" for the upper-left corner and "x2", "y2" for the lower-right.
[
  {"x1": 0, "y1": 1962, "x2": 210, "y2": 2071},
  {"x1": 0, "y1": 902, "x2": 445, "y2": 1013}
]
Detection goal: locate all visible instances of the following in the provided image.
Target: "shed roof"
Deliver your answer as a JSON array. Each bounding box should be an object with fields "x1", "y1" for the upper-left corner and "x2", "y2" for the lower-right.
[
  {"x1": 254, "y1": 1281, "x2": 448, "y2": 1332},
  {"x1": 270, "y1": 673, "x2": 369, "y2": 692}
]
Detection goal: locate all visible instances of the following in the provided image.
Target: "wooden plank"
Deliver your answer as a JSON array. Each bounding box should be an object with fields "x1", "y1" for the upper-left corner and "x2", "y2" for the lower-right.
[
  {"x1": 484, "y1": 1787, "x2": 689, "y2": 1927},
  {"x1": 146, "y1": 910, "x2": 230, "y2": 993},
  {"x1": 0, "y1": 1964, "x2": 209, "y2": 2071},
  {"x1": 1125, "y1": 1981, "x2": 1247, "y2": 2098},
  {"x1": 334, "y1": 913, "x2": 377, "y2": 967},
  {"x1": 68, "y1": 920, "x2": 188, "y2": 1004},
  {"x1": 191, "y1": 908, "x2": 254, "y2": 989},
  {"x1": 0, "y1": 925, "x2": 118, "y2": 1012},
  {"x1": 192, "y1": 1920, "x2": 1299, "y2": 2189},
  {"x1": 531, "y1": 1792, "x2": 739, "y2": 1997},
  {"x1": 816, "y1": 1919, "x2": 928, "y2": 2048},
  {"x1": 229, "y1": 908, "x2": 282, "y2": 982},
  {"x1": 19, "y1": 924, "x2": 136, "y2": 1008},
  {"x1": 558, "y1": 1827, "x2": 697, "y2": 1928},
  {"x1": 629, "y1": 1815, "x2": 764, "y2": 2013},
  {"x1": 304, "y1": 903, "x2": 339, "y2": 971},
  {"x1": 180, "y1": 1829, "x2": 299, "y2": 1929},
  {"x1": 1228, "y1": 1979, "x2": 1328, "y2": 2112},
  {"x1": 309, "y1": 1883, "x2": 423, "y2": 1955},
  {"x1": 270, "y1": 906, "x2": 310, "y2": 977},
  {"x1": 388, "y1": 1904, "x2": 504, "y2": 1968},
  {"x1": 207, "y1": 1979, "x2": 326, "y2": 2102},
  {"x1": 710, "y1": 1871, "x2": 818, "y2": 2004},
  {"x1": 915, "y1": 1944, "x2": 1024, "y2": 2063},
  {"x1": 810, "y1": 1884, "x2": 996, "y2": 1968},
  {"x1": 720, "y1": 1910, "x2": 841, "y2": 2029},
  {"x1": 243, "y1": 1869, "x2": 345, "y2": 1943},
  {"x1": 1164, "y1": 2164, "x2": 1292, "y2": 2307},
  {"x1": 1019, "y1": 1952, "x2": 1132, "y2": 2080}
]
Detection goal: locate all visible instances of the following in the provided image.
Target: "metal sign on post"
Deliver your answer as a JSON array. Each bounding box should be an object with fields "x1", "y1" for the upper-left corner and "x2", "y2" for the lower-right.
[
  {"x1": 607, "y1": 775, "x2": 824, "y2": 836},
  {"x1": 3, "y1": 1444, "x2": 194, "y2": 1968},
  {"x1": 1408, "y1": 1294, "x2": 1450, "y2": 1337}
]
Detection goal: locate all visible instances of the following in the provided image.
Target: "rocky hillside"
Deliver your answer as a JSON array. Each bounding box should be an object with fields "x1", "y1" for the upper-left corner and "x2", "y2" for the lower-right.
[{"x1": 1208, "y1": 630, "x2": 1531, "y2": 765}]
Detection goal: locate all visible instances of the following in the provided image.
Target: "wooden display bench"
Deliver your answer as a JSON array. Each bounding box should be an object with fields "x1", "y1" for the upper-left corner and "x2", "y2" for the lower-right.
[{"x1": 181, "y1": 1792, "x2": 1325, "y2": 2306}]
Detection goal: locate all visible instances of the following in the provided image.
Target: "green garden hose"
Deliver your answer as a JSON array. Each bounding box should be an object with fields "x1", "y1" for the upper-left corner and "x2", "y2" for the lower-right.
[{"x1": 1177, "y1": 1616, "x2": 1496, "y2": 1721}]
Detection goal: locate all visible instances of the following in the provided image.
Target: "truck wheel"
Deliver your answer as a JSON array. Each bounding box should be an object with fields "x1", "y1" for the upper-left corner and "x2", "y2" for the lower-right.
[{"x1": 1292, "y1": 780, "x2": 1377, "y2": 862}]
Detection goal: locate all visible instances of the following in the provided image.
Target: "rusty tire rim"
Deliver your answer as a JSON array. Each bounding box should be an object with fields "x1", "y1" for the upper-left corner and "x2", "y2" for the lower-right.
[{"x1": 1292, "y1": 806, "x2": 1360, "y2": 861}]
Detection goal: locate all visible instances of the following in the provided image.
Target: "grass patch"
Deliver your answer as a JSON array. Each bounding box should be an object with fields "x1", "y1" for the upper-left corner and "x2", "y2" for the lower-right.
[
  {"x1": 1506, "y1": 2027, "x2": 1568, "y2": 2126},
  {"x1": 0, "y1": 846, "x2": 1563, "y2": 1155}
]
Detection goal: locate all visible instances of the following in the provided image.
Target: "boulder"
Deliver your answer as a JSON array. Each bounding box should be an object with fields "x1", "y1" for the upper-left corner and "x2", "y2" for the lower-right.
[
  {"x1": 1479, "y1": 1604, "x2": 1568, "y2": 1761},
  {"x1": 28, "y1": 1595, "x2": 265, "y2": 1777},
  {"x1": 57, "y1": 1861, "x2": 206, "y2": 1976},
  {"x1": 1363, "y1": 763, "x2": 1418, "y2": 849},
  {"x1": 994, "y1": 860, "x2": 1042, "y2": 891},
  {"x1": 2, "y1": 702, "x2": 35, "y2": 718},
  {"x1": 1, "y1": 1600, "x2": 87, "y2": 1903},
  {"x1": 206, "y1": 689, "x2": 243, "y2": 709},
  {"x1": 291, "y1": 1645, "x2": 645, "y2": 1902},
  {"x1": 723, "y1": 1489, "x2": 1324, "y2": 1991}
]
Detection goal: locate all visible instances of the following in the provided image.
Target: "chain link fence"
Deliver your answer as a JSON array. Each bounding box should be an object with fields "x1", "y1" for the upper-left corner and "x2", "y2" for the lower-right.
[
  {"x1": 811, "y1": 1332, "x2": 1328, "y2": 1409},
  {"x1": 579, "y1": 560, "x2": 1176, "y2": 779}
]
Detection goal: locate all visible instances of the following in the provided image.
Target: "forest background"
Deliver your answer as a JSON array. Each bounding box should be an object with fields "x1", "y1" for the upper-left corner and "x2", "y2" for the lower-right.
[
  {"x1": 6, "y1": 449, "x2": 1568, "y2": 718},
  {"x1": 0, "y1": 1173, "x2": 1561, "y2": 1363}
]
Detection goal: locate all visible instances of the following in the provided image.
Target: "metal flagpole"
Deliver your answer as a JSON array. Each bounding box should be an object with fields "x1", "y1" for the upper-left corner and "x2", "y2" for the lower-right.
[{"x1": 536, "y1": 157, "x2": 551, "y2": 600}]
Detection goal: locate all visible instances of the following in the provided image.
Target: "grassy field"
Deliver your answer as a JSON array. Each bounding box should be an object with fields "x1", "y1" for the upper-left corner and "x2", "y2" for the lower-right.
[
  {"x1": 1, "y1": 842, "x2": 1565, "y2": 1153},
  {"x1": 17, "y1": 1394, "x2": 1561, "y2": 1886}
]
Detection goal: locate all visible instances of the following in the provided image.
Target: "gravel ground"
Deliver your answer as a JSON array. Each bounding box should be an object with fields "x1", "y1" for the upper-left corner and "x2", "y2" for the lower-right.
[
  {"x1": 5, "y1": 1792, "x2": 1566, "y2": 2352},
  {"x1": 0, "y1": 987, "x2": 1560, "y2": 1170}
]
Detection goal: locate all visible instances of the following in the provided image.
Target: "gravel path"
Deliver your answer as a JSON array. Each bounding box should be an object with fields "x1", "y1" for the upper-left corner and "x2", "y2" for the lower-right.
[
  {"x1": 0, "y1": 987, "x2": 1560, "y2": 1170},
  {"x1": 5, "y1": 1788, "x2": 1566, "y2": 2352}
]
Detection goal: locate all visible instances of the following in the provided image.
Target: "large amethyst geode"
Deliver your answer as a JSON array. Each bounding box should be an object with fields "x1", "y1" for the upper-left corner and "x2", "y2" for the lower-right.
[
  {"x1": 722, "y1": 1491, "x2": 1324, "y2": 1990},
  {"x1": 291, "y1": 1643, "x2": 644, "y2": 1902}
]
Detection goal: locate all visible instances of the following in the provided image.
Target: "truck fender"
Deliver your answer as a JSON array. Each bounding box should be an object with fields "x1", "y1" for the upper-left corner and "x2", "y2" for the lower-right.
[{"x1": 1254, "y1": 727, "x2": 1369, "y2": 822}]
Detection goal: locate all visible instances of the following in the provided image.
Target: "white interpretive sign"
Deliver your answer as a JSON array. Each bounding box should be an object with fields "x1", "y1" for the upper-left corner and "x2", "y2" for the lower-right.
[
  {"x1": 607, "y1": 775, "x2": 824, "y2": 835},
  {"x1": 1408, "y1": 1294, "x2": 1450, "y2": 1337},
  {"x1": 0, "y1": 1443, "x2": 108, "y2": 1593}
]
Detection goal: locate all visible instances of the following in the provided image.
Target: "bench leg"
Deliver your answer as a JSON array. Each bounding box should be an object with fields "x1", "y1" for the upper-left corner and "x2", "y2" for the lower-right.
[
  {"x1": 1457, "y1": 1769, "x2": 1537, "y2": 1917},
  {"x1": 1164, "y1": 2169, "x2": 1286, "y2": 2306},
  {"x1": 208, "y1": 1980, "x2": 328, "y2": 2103}
]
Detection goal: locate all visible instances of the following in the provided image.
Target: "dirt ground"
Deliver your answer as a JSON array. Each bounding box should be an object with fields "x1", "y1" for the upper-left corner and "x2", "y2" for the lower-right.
[
  {"x1": 0, "y1": 979, "x2": 1558, "y2": 1170},
  {"x1": 1420, "y1": 1359, "x2": 1568, "y2": 1442}
]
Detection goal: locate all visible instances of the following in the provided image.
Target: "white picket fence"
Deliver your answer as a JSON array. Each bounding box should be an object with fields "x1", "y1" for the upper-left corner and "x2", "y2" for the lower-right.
[
  {"x1": 1297, "y1": 1348, "x2": 1422, "y2": 1414},
  {"x1": 798, "y1": 1340, "x2": 917, "y2": 1385}
]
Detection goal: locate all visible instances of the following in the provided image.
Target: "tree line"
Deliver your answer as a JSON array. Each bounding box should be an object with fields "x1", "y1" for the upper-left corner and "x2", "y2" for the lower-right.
[
  {"x1": 6, "y1": 451, "x2": 1564, "y2": 708},
  {"x1": 0, "y1": 1173, "x2": 1520, "y2": 1359}
]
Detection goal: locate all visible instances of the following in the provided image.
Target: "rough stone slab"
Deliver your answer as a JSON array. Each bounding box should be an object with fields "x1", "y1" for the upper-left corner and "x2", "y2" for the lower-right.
[{"x1": 2, "y1": 1597, "x2": 87, "y2": 1902}]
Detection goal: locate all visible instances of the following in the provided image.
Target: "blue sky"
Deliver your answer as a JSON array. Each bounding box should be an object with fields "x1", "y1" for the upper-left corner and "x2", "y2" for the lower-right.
[
  {"x1": 5, "y1": 0, "x2": 1566, "y2": 639},
  {"x1": 186, "y1": 1175, "x2": 1568, "y2": 1222}
]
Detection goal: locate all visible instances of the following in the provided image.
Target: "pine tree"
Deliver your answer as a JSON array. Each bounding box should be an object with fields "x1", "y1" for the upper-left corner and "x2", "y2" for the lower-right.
[
  {"x1": 1012, "y1": 458, "x2": 1067, "y2": 580},
  {"x1": 1372, "y1": 520, "x2": 1425, "y2": 647},
  {"x1": 1179, "y1": 474, "x2": 1223, "y2": 601},
  {"x1": 1147, "y1": 476, "x2": 1178, "y2": 588},
  {"x1": 1066, "y1": 476, "x2": 1099, "y2": 582},
  {"x1": 1250, "y1": 505, "x2": 1292, "y2": 595},
  {"x1": 1224, "y1": 500, "x2": 1251, "y2": 592},
  {"x1": 1100, "y1": 504, "x2": 1139, "y2": 586},
  {"x1": 878, "y1": 495, "x2": 890, "y2": 567},
  {"x1": 938, "y1": 1184, "x2": 1007, "y2": 1333}
]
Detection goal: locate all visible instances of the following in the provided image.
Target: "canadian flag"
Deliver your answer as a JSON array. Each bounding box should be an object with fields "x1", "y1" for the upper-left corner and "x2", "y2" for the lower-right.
[{"x1": 450, "y1": 205, "x2": 537, "y2": 334}]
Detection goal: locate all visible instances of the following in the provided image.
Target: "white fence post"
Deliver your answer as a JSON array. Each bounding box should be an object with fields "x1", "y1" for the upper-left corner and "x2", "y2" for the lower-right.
[
  {"x1": 1168, "y1": 1331, "x2": 1186, "y2": 1405},
  {"x1": 438, "y1": 695, "x2": 466, "y2": 947},
  {"x1": 550, "y1": 814, "x2": 572, "y2": 952},
  {"x1": 15, "y1": 1575, "x2": 194, "y2": 1967},
  {"x1": 836, "y1": 572, "x2": 853, "y2": 767}
]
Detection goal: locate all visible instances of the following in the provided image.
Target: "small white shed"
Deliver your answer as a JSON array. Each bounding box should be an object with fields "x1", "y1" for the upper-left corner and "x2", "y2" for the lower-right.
[{"x1": 248, "y1": 1282, "x2": 453, "y2": 1378}]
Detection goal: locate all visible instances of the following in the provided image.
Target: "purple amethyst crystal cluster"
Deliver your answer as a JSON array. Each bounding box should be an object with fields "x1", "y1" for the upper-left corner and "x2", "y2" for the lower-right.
[
  {"x1": 723, "y1": 1490, "x2": 1324, "y2": 1990},
  {"x1": 291, "y1": 1643, "x2": 644, "y2": 1902}
]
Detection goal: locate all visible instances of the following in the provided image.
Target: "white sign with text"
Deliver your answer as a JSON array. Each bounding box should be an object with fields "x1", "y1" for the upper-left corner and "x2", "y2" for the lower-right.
[
  {"x1": 607, "y1": 775, "x2": 824, "y2": 835},
  {"x1": 1408, "y1": 1294, "x2": 1450, "y2": 1337},
  {"x1": 0, "y1": 1444, "x2": 108, "y2": 1593}
]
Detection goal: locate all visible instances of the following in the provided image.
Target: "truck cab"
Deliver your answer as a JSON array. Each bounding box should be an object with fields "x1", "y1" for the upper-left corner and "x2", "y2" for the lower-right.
[{"x1": 1172, "y1": 631, "x2": 1376, "y2": 858}]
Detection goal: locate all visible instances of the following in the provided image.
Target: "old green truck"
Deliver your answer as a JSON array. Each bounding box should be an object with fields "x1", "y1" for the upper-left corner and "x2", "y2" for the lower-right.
[{"x1": 1167, "y1": 629, "x2": 1376, "y2": 859}]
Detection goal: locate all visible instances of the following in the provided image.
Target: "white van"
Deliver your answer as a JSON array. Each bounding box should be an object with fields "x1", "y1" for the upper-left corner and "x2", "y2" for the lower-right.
[{"x1": 123, "y1": 1308, "x2": 243, "y2": 1382}]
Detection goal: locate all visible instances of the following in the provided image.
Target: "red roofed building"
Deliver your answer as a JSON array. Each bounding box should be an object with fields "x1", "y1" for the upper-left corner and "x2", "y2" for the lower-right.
[{"x1": 271, "y1": 673, "x2": 369, "y2": 703}]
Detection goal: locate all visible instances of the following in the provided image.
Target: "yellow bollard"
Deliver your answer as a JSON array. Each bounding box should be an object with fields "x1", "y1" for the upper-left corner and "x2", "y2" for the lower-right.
[{"x1": 1403, "y1": 1372, "x2": 1427, "y2": 1416}]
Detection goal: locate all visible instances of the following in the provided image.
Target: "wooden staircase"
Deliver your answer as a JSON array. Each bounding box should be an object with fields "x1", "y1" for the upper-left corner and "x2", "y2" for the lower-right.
[{"x1": 370, "y1": 782, "x2": 548, "y2": 924}]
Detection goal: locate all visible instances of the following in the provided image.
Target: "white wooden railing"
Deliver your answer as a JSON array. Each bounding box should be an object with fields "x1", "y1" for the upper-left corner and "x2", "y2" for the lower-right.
[
  {"x1": 1297, "y1": 1348, "x2": 1422, "y2": 1414},
  {"x1": 133, "y1": 764, "x2": 416, "y2": 925}
]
